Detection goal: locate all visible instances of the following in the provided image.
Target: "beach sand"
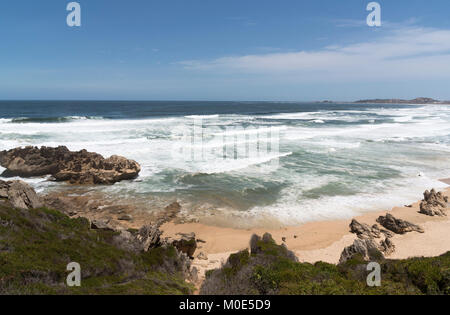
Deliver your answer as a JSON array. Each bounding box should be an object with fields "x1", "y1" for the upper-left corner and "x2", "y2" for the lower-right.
[{"x1": 162, "y1": 186, "x2": 450, "y2": 283}]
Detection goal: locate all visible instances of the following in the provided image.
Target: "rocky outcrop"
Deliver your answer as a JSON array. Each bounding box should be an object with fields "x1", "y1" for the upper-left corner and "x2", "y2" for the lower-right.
[
  {"x1": 90, "y1": 219, "x2": 115, "y2": 231},
  {"x1": 419, "y1": 189, "x2": 448, "y2": 217},
  {"x1": 0, "y1": 146, "x2": 141, "y2": 185},
  {"x1": 0, "y1": 180, "x2": 42, "y2": 209},
  {"x1": 168, "y1": 232, "x2": 197, "y2": 259},
  {"x1": 250, "y1": 233, "x2": 298, "y2": 262},
  {"x1": 349, "y1": 219, "x2": 393, "y2": 239},
  {"x1": 340, "y1": 238, "x2": 384, "y2": 264},
  {"x1": 137, "y1": 224, "x2": 163, "y2": 251},
  {"x1": 379, "y1": 237, "x2": 395, "y2": 256},
  {"x1": 376, "y1": 213, "x2": 424, "y2": 234},
  {"x1": 340, "y1": 219, "x2": 395, "y2": 264}
]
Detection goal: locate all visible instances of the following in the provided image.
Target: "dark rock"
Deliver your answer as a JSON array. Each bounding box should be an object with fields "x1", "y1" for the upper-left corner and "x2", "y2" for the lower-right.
[
  {"x1": 379, "y1": 237, "x2": 395, "y2": 256},
  {"x1": 339, "y1": 238, "x2": 385, "y2": 264},
  {"x1": 350, "y1": 219, "x2": 380, "y2": 238},
  {"x1": 251, "y1": 233, "x2": 274, "y2": 255},
  {"x1": 0, "y1": 180, "x2": 42, "y2": 209},
  {"x1": 419, "y1": 189, "x2": 448, "y2": 217},
  {"x1": 262, "y1": 232, "x2": 274, "y2": 243},
  {"x1": 250, "y1": 234, "x2": 262, "y2": 255},
  {"x1": 371, "y1": 224, "x2": 395, "y2": 238},
  {"x1": 137, "y1": 225, "x2": 162, "y2": 251},
  {"x1": 349, "y1": 219, "x2": 393, "y2": 239},
  {"x1": 0, "y1": 146, "x2": 141, "y2": 185},
  {"x1": 250, "y1": 233, "x2": 298, "y2": 262},
  {"x1": 90, "y1": 219, "x2": 115, "y2": 231},
  {"x1": 376, "y1": 213, "x2": 424, "y2": 234},
  {"x1": 170, "y1": 232, "x2": 197, "y2": 259}
]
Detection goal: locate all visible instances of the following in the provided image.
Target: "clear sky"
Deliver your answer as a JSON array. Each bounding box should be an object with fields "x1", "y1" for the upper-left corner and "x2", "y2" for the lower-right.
[{"x1": 1, "y1": 0, "x2": 450, "y2": 101}]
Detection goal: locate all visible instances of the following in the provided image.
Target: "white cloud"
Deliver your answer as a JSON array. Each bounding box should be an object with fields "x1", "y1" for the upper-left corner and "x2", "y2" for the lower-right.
[{"x1": 179, "y1": 27, "x2": 450, "y2": 82}]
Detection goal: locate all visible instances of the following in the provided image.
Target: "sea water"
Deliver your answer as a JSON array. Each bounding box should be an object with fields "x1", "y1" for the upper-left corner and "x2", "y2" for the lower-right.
[{"x1": 1, "y1": 101, "x2": 449, "y2": 228}]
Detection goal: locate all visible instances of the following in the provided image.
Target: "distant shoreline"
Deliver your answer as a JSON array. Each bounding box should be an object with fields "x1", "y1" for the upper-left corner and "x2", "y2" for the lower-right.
[
  {"x1": 352, "y1": 97, "x2": 450, "y2": 105},
  {"x1": 1, "y1": 98, "x2": 450, "y2": 105}
]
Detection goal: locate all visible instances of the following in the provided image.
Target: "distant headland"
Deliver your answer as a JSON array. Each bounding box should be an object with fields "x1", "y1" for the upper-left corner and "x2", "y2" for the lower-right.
[{"x1": 353, "y1": 97, "x2": 449, "y2": 105}]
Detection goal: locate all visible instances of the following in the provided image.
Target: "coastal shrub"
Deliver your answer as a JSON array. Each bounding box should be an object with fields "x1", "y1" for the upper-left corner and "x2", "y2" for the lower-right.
[
  {"x1": 200, "y1": 234, "x2": 450, "y2": 295},
  {"x1": 0, "y1": 204, "x2": 193, "y2": 295}
]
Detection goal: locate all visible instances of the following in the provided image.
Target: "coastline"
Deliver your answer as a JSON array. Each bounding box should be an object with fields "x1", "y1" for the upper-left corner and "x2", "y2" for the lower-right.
[{"x1": 161, "y1": 185, "x2": 450, "y2": 282}]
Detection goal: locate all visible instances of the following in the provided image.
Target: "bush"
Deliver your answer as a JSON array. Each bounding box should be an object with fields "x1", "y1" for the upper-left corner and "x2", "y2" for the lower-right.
[
  {"x1": 200, "y1": 233, "x2": 450, "y2": 295},
  {"x1": 0, "y1": 204, "x2": 193, "y2": 295}
]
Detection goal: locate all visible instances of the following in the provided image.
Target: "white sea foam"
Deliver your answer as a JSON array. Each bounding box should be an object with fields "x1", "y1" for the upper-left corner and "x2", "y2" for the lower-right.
[
  {"x1": 1, "y1": 104, "x2": 450, "y2": 226},
  {"x1": 247, "y1": 175, "x2": 450, "y2": 226}
]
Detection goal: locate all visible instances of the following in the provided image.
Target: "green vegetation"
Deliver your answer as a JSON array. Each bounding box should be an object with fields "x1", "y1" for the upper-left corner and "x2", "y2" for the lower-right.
[
  {"x1": 201, "y1": 234, "x2": 450, "y2": 295},
  {"x1": 0, "y1": 204, "x2": 193, "y2": 295},
  {"x1": 2, "y1": 202, "x2": 449, "y2": 296}
]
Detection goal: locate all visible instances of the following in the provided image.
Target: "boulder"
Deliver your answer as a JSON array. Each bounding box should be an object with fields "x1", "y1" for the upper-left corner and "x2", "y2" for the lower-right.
[
  {"x1": 137, "y1": 225, "x2": 162, "y2": 251},
  {"x1": 250, "y1": 234, "x2": 262, "y2": 255},
  {"x1": 339, "y1": 238, "x2": 382, "y2": 264},
  {"x1": 376, "y1": 213, "x2": 424, "y2": 234},
  {"x1": 169, "y1": 232, "x2": 197, "y2": 259},
  {"x1": 379, "y1": 237, "x2": 396, "y2": 256},
  {"x1": 90, "y1": 219, "x2": 115, "y2": 231},
  {"x1": 341, "y1": 217, "x2": 398, "y2": 264},
  {"x1": 0, "y1": 180, "x2": 42, "y2": 209},
  {"x1": 349, "y1": 219, "x2": 393, "y2": 239},
  {"x1": 0, "y1": 146, "x2": 141, "y2": 185},
  {"x1": 419, "y1": 189, "x2": 448, "y2": 217}
]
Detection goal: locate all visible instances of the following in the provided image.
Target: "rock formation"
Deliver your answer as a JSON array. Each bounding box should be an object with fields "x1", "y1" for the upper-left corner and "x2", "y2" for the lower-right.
[
  {"x1": 340, "y1": 238, "x2": 383, "y2": 264},
  {"x1": 90, "y1": 219, "x2": 115, "y2": 231},
  {"x1": 137, "y1": 224, "x2": 163, "y2": 251},
  {"x1": 168, "y1": 232, "x2": 198, "y2": 259},
  {"x1": 0, "y1": 180, "x2": 42, "y2": 209},
  {"x1": 340, "y1": 219, "x2": 395, "y2": 264},
  {"x1": 0, "y1": 146, "x2": 141, "y2": 185},
  {"x1": 376, "y1": 213, "x2": 424, "y2": 234},
  {"x1": 349, "y1": 219, "x2": 393, "y2": 239},
  {"x1": 419, "y1": 189, "x2": 448, "y2": 217},
  {"x1": 250, "y1": 233, "x2": 298, "y2": 262}
]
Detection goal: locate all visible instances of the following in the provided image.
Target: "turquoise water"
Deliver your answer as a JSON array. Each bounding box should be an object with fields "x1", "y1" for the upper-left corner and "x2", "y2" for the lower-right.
[{"x1": 1, "y1": 101, "x2": 449, "y2": 228}]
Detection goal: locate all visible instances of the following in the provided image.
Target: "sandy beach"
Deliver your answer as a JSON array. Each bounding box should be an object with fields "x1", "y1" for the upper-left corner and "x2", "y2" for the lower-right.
[{"x1": 162, "y1": 186, "x2": 450, "y2": 282}]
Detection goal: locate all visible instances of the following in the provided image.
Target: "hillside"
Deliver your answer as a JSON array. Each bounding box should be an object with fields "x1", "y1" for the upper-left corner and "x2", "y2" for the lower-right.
[{"x1": 0, "y1": 204, "x2": 193, "y2": 295}]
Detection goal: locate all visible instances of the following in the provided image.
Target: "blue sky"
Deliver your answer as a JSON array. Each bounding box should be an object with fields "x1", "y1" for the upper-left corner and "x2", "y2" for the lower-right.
[{"x1": 1, "y1": 0, "x2": 450, "y2": 101}]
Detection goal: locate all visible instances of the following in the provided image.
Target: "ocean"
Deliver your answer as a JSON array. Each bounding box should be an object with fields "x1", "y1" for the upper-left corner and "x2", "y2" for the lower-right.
[{"x1": 1, "y1": 101, "x2": 449, "y2": 228}]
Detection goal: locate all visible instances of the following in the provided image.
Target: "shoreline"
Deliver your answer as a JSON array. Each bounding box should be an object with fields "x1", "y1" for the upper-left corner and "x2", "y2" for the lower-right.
[{"x1": 161, "y1": 185, "x2": 450, "y2": 282}]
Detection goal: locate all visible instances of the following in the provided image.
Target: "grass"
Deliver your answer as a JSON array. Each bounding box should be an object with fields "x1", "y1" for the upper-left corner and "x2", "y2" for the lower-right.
[{"x1": 0, "y1": 204, "x2": 193, "y2": 295}]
